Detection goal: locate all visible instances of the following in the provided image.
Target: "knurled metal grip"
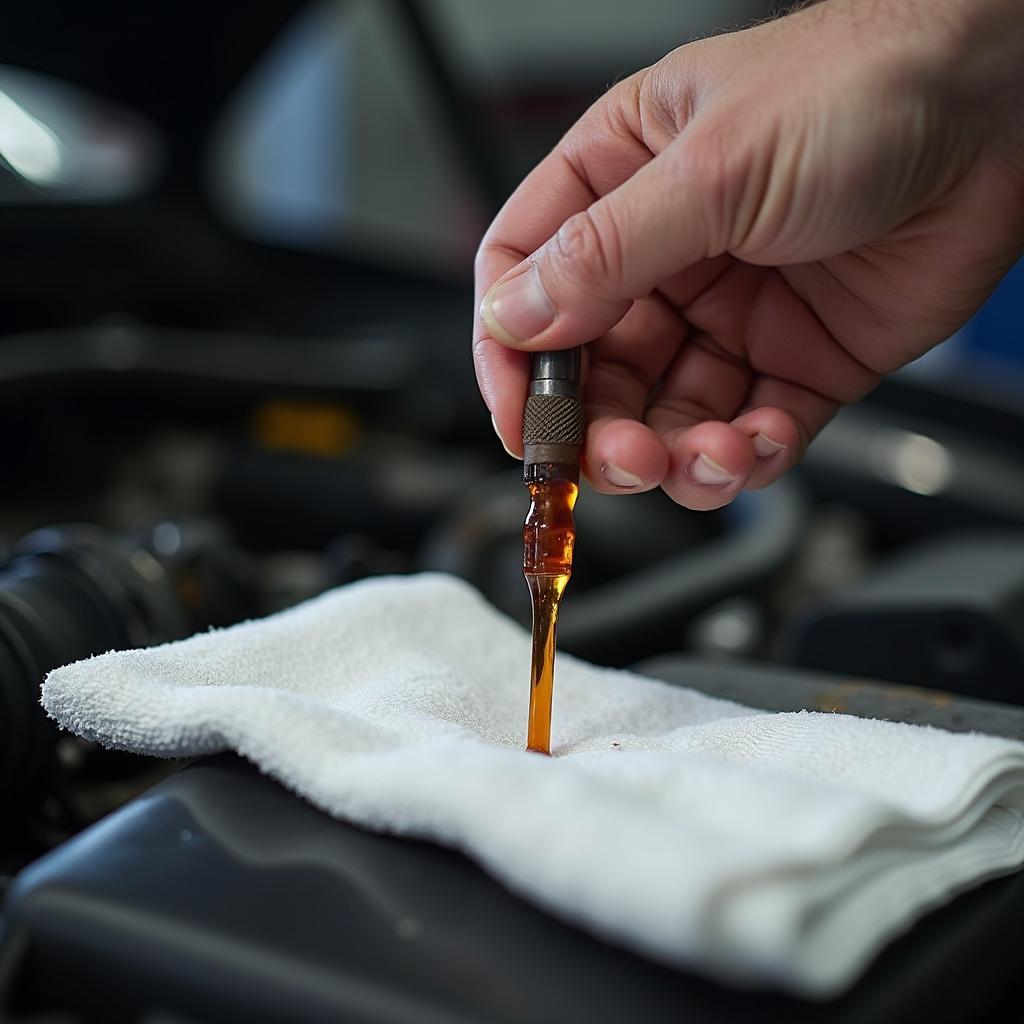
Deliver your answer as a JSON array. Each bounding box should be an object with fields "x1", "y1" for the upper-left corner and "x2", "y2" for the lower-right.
[
  {"x1": 523, "y1": 393, "x2": 585, "y2": 445},
  {"x1": 523, "y1": 348, "x2": 584, "y2": 473},
  {"x1": 522, "y1": 392, "x2": 584, "y2": 467}
]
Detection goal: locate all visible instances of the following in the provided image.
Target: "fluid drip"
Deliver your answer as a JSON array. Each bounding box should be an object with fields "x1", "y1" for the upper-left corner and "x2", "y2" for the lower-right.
[{"x1": 523, "y1": 475, "x2": 578, "y2": 754}]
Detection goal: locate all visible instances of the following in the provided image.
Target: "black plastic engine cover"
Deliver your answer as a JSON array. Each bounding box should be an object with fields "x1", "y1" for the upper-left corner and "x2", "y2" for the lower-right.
[
  {"x1": 3, "y1": 748, "x2": 1024, "y2": 1023},
  {"x1": 781, "y1": 532, "x2": 1024, "y2": 704}
]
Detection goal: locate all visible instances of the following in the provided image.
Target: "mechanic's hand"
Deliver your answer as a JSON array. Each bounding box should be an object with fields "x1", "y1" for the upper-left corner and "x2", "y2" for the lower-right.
[{"x1": 473, "y1": 0, "x2": 1024, "y2": 509}]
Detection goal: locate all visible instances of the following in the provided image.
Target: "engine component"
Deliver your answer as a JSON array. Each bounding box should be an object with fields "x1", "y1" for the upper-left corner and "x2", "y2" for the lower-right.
[
  {"x1": 639, "y1": 655, "x2": 1024, "y2": 741},
  {"x1": 778, "y1": 531, "x2": 1024, "y2": 705},
  {"x1": 422, "y1": 473, "x2": 807, "y2": 666},
  {"x1": 5, "y1": 751, "x2": 1024, "y2": 1023},
  {"x1": 0, "y1": 520, "x2": 255, "y2": 797}
]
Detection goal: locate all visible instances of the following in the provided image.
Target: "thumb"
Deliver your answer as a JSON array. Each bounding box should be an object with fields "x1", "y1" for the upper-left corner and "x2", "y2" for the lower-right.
[{"x1": 480, "y1": 134, "x2": 727, "y2": 350}]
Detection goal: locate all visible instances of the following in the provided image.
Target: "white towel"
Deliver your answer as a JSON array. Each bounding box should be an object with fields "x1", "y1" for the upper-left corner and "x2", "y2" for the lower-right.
[{"x1": 41, "y1": 573, "x2": 1024, "y2": 997}]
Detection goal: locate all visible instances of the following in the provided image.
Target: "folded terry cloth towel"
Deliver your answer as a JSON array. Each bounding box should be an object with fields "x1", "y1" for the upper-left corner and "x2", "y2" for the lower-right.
[{"x1": 42, "y1": 574, "x2": 1024, "y2": 997}]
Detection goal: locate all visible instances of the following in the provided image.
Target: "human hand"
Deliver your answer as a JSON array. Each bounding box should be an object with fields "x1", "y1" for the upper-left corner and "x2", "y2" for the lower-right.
[{"x1": 473, "y1": 0, "x2": 1024, "y2": 509}]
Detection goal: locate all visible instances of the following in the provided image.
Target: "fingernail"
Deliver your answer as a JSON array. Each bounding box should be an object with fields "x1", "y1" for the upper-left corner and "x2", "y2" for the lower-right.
[
  {"x1": 600, "y1": 463, "x2": 643, "y2": 489},
  {"x1": 753, "y1": 432, "x2": 786, "y2": 458},
  {"x1": 480, "y1": 265, "x2": 555, "y2": 344},
  {"x1": 491, "y1": 414, "x2": 519, "y2": 459},
  {"x1": 691, "y1": 452, "x2": 739, "y2": 487}
]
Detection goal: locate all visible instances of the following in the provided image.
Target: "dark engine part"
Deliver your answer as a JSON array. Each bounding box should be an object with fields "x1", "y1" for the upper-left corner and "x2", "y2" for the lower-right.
[
  {"x1": 421, "y1": 473, "x2": 807, "y2": 666},
  {"x1": 801, "y1": 404, "x2": 1024, "y2": 545},
  {"x1": 639, "y1": 655, "x2": 1024, "y2": 742},
  {"x1": 217, "y1": 442, "x2": 491, "y2": 552},
  {"x1": 778, "y1": 531, "x2": 1024, "y2": 705},
  {"x1": 4, "y1": 746, "x2": 1024, "y2": 1024},
  {"x1": 0, "y1": 520, "x2": 256, "y2": 798}
]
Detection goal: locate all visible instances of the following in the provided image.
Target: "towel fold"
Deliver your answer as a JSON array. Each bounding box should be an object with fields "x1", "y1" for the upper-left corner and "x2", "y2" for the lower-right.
[{"x1": 42, "y1": 573, "x2": 1024, "y2": 996}]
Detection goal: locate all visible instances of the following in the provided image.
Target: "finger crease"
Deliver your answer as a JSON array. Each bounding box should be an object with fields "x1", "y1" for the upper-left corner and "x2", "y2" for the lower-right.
[
  {"x1": 483, "y1": 241, "x2": 529, "y2": 265},
  {"x1": 589, "y1": 357, "x2": 652, "y2": 394},
  {"x1": 560, "y1": 149, "x2": 601, "y2": 205},
  {"x1": 665, "y1": 257, "x2": 734, "y2": 315},
  {"x1": 647, "y1": 394, "x2": 722, "y2": 424},
  {"x1": 690, "y1": 332, "x2": 748, "y2": 369}
]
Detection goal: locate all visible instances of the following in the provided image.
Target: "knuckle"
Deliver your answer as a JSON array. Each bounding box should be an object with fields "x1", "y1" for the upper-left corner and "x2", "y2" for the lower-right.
[
  {"x1": 677, "y1": 124, "x2": 735, "y2": 195},
  {"x1": 569, "y1": 68, "x2": 649, "y2": 147},
  {"x1": 550, "y1": 206, "x2": 626, "y2": 291},
  {"x1": 670, "y1": 119, "x2": 752, "y2": 251},
  {"x1": 639, "y1": 57, "x2": 695, "y2": 143}
]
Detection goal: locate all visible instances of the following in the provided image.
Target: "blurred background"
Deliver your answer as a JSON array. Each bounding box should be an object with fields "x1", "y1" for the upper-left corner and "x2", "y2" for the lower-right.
[
  {"x1": 1, "y1": 0, "x2": 1023, "y2": 918},
  {"x1": 1, "y1": 2, "x2": 1024, "y2": 1021}
]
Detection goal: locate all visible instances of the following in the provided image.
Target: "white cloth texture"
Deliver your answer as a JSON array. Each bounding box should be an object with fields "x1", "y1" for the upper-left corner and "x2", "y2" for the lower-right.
[{"x1": 41, "y1": 573, "x2": 1024, "y2": 997}]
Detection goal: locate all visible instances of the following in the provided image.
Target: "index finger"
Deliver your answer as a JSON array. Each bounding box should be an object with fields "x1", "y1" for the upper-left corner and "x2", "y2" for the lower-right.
[{"x1": 473, "y1": 73, "x2": 655, "y2": 451}]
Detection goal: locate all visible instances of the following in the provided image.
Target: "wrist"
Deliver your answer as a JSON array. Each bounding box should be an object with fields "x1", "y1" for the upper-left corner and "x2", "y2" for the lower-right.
[{"x1": 922, "y1": 0, "x2": 1024, "y2": 159}]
